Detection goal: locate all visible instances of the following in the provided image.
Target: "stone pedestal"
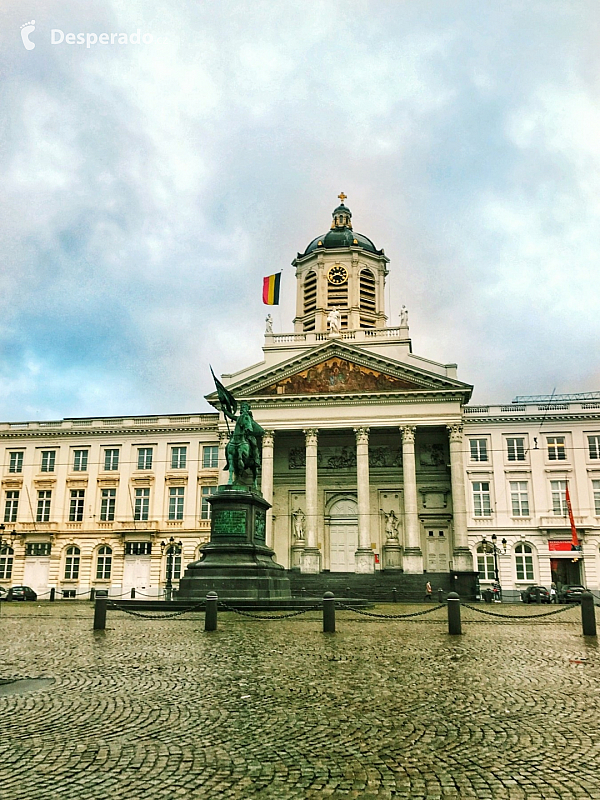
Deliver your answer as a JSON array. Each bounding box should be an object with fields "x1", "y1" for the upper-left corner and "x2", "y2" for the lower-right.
[
  {"x1": 403, "y1": 547, "x2": 424, "y2": 574},
  {"x1": 355, "y1": 547, "x2": 375, "y2": 574},
  {"x1": 452, "y1": 547, "x2": 475, "y2": 573},
  {"x1": 177, "y1": 485, "x2": 290, "y2": 600},
  {"x1": 290, "y1": 543, "x2": 304, "y2": 570},
  {"x1": 382, "y1": 542, "x2": 403, "y2": 570},
  {"x1": 300, "y1": 547, "x2": 321, "y2": 574}
]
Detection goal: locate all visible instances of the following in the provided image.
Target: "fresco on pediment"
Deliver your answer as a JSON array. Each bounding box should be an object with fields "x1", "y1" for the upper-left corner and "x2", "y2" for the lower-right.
[{"x1": 256, "y1": 358, "x2": 422, "y2": 396}]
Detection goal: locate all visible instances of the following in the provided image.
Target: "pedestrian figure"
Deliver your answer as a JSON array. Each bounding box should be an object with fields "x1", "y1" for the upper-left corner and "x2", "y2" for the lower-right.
[{"x1": 424, "y1": 580, "x2": 432, "y2": 601}]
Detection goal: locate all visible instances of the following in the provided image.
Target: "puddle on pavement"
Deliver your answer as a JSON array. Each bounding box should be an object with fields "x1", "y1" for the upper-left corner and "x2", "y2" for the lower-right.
[{"x1": 0, "y1": 678, "x2": 55, "y2": 696}]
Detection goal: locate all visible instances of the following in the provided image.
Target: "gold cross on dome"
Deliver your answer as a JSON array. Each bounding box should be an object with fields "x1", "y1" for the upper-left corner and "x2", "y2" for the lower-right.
[{"x1": 338, "y1": 192, "x2": 347, "y2": 204}]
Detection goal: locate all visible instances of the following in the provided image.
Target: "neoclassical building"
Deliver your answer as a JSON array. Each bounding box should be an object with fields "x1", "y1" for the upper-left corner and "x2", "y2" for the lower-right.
[{"x1": 1, "y1": 197, "x2": 599, "y2": 599}]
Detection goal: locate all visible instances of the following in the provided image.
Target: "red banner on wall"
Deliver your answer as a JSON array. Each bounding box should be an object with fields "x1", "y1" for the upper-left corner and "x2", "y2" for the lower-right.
[{"x1": 548, "y1": 541, "x2": 573, "y2": 551}]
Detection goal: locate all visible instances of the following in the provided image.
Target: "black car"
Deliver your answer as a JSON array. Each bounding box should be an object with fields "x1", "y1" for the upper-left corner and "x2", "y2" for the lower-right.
[
  {"x1": 559, "y1": 585, "x2": 587, "y2": 604},
  {"x1": 520, "y1": 585, "x2": 551, "y2": 604},
  {"x1": 6, "y1": 585, "x2": 37, "y2": 601},
  {"x1": 0, "y1": 586, "x2": 7, "y2": 600}
]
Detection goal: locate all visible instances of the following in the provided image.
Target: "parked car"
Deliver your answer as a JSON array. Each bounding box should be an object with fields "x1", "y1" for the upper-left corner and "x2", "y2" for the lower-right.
[
  {"x1": 6, "y1": 585, "x2": 37, "y2": 601},
  {"x1": 559, "y1": 585, "x2": 587, "y2": 604},
  {"x1": 520, "y1": 585, "x2": 551, "y2": 604},
  {"x1": 0, "y1": 586, "x2": 8, "y2": 600}
]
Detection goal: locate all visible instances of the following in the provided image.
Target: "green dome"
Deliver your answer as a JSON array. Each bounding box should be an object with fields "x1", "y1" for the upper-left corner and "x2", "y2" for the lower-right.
[{"x1": 298, "y1": 198, "x2": 383, "y2": 257}]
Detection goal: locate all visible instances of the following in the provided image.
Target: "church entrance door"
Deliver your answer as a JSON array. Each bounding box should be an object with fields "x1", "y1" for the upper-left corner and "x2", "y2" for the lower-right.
[{"x1": 329, "y1": 497, "x2": 358, "y2": 572}]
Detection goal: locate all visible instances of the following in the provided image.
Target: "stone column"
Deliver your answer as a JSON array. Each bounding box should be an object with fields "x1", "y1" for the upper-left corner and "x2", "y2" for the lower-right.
[
  {"x1": 447, "y1": 423, "x2": 473, "y2": 571},
  {"x1": 261, "y1": 431, "x2": 275, "y2": 548},
  {"x1": 354, "y1": 427, "x2": 374, "y2": 573},
  {"x1": 401, "y1": 425, "x2": 423, "y2": 573},
  {"x1": 301, "y1": 429, "x2": 321, "y2": 573},
  {"x1": 218, "y1": 431, "x2": 229, "y2": 480}
]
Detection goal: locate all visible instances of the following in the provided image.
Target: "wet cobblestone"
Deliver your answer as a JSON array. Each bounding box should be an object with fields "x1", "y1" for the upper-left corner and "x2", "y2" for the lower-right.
[{"x1": 1, "y1": 602, "x2": 599, "y2": 799}]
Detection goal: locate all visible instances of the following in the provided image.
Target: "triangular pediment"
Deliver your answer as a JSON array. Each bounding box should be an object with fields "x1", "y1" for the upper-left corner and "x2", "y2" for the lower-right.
[
  {"x1": 206, "y1": 339, "x2": 472, "y2": 407},
  {"x1": 255, "y1": 357, "x2": 425, "y2": 396}
]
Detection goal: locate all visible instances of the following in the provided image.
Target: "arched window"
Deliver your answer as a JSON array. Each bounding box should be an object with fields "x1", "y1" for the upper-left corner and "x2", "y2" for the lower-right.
[
  {"x1": 303, "y1": 271, "x2": 317, "y2": 314},
  {"x1": 64, "y1": 546, "x2": 80, "y2": 580},
  {"x1": 0, "y1": 545, "x2": 14, "y2": 580},
  {"x1": 96, "y1": 546, "x2": 112, "y2": 580},
  {"x1": 359, "y1": 269, "x2": 376, "y2": 313},
  {"x1": 476, "y1": 543, "x2": 495, "y2": 580},
  {"x1": 514, "y1": 543, "x2": 534, "y2": 581},
  {"x1": 165, "y1": 545, "x2": 182, "y2": 582}
]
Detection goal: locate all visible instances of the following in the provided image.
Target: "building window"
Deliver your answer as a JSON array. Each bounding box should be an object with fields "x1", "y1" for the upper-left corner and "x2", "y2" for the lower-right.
[
  {"x1": 36, "y1": 490, "x2": 52, "y2": 522},
  {"x1": 73, "y1": 450, "x2": 89, "y2": 472},
  {"x1": 547, "y1": 436, "x2": 566, "y2": 461},
  {"x1": 303, "y1": 271, "x2": 317, "y2": 314},
  {"x1": 472, "y1": 482, "x2": 492, "y2": 516},
  {"x1": 514, "y1": 543, "x2": 534, "y2": 581},
  {"x1": 359, "y1": 268, "x2": 376, "y2": 313},
  {"x1": 104, "y1": 449, "x2": 120, "y2": 471},
  {"x1": 134, "y1": 488, "x2": 150, "y2": 521},
  {"x1": 202, "y1": 446, "x2": 219, "y2": 469},
  {"x1": 476, "y1": 544, "x2": 495, "y2": 580},
  {"x1": 201, "y1": 486, "x2": 217, "y2": 519},
  {"x1": 96, "y1": 546, "x2": 112, "y2": 580},
  {"x1": 171, "y1": 446, "x2": 187, "y2": 469},
  {"x1": 469, "y1": 439, "x2": 488, "y2": 462},
  {"x1": 125, "y1": 541, "x2": 151, "y2": 556},
  {"x1": 8, "y1": 451, "x2": 24, "y2": 473},
  {"x1": 137, "y1": 448, "x2": 153, "y2": 470},
  {"x1": 25, "y1": 542, "x2": 51, "y2": 556},
  {"x1": 551, "y1": 480, "x2": 567, "y2": 516},
  {"x1": 0, "y1": 546, "x2": 14, "y2": 580},
  {"x1": 169, "y1": 487, "x2": 185, "y2": 520},
  {"x1": 64, "y1": 546, "x2": 80, "y2": 580},
  {"x1": 509, "y1": 481, "x2": 530, "y2": 517},
  {"x1": 40, "y1": 450, "x2": 56, "y2": 472},
  {"x1": 100, "y1": 488, "x2": 116, "y2": 521},
  {"x1": 165, "y1": 545, "x2": 182, "y2": 581},
  {"x1": 588, "y1": 435, "x2": 600, "y2": 460},
  {"x1": 592, "y1": 480, "x2": 600, "y2": 515},
  {"x1": 4, "y1": 490, "x2": 19, "y2": 523},
  {"x1": 69, "y1": 490, "x2": 85, "y2": 522},
  {"x1": 506, "y1": 437, "x2": 525, "y2": 461}
]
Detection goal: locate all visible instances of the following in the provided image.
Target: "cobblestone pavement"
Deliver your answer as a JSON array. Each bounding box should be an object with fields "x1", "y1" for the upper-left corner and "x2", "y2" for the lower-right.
[{"x1": 1, "y1": 601, "x2": 600, "y2": 799}]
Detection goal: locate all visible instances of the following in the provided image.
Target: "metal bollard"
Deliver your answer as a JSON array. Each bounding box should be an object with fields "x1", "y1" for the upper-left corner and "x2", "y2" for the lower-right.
[
  {"x1": 205, "y1": 592, "x2": 218, "y2": 632},
  {"x1": 345, "y1": 587, "x2": 351, "y2": 598},
  {"x1": 447, "y1": 592, "x2": 462, "y2": 635},
  {"x1": 90, "y1": 588, "x2": 96, "y2": 602},
  {"x1": 301, "y1": 587, "x2": 306, "y2": 598},
  {"x1": 581, "y1": 592, "x2": 597, "y2": 637},
  {"x1": 535, "y1": 587, "x2": 541, "y2": 605},
  {"x1": 49, "y1": 588, "x2": 55, "y2": 602},
  {"x1": 438, "y1": 588, "x2": 444, "y2": 604},
  {"x1": 392, "y1": 587, "x2": 397, "y2": 603},
  {"x1": 130, "y1": 588, "x2": 136, "y2": 599},
  {"x1": 93, "y1": 596, "x2": 108, "y2": 631},
  {"x1": 323, "y1": 591, "x2": 335, "y2": 633}
]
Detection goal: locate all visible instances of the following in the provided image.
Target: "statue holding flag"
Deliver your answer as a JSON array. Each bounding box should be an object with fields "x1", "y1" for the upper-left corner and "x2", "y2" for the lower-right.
[{"x1": 210, "y1": 366, "x2": 265, "y2": 490}]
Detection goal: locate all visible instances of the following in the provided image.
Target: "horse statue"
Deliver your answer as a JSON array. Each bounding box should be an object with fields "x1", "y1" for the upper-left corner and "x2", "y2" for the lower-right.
[{"x1": 224, "y1": 401, "x2": 265, "y2": 489}]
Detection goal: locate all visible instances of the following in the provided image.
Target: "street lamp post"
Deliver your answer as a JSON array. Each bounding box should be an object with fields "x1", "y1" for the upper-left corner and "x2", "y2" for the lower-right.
[
  {"x1": 161, "y1": 537, "x2": 182, "y2": 602},
  {"x1": 481, "y1": 534, "x2": 507, "y2": 601}
]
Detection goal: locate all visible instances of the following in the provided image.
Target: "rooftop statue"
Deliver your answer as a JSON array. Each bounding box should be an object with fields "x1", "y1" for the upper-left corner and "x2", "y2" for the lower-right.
[{"x1": 210, "y1": 367, "x2": 265, "y2": 490}]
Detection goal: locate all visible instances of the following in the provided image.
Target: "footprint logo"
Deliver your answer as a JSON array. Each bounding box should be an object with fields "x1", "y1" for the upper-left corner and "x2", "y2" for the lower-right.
[{"x1": 20, "y1": 20, "x2": 36, "y2": 50}]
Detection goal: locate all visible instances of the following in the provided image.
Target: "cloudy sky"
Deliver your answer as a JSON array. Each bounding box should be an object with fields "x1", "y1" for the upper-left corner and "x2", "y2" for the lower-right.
[{"x1": 0, "y1": 1, "x2": 599, "y2": 420}]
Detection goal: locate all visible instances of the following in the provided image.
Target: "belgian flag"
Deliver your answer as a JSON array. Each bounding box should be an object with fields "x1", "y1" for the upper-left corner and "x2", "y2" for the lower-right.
[{"x1": 262, "y1": 272, "x2": 281, "y2": 305}]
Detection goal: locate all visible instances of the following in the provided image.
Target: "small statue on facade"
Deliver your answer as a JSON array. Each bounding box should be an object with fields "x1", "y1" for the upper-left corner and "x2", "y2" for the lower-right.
[
  {"x1": 265, "y1": 314, "x2": 273, "y2": 334},
  {"x1": 327, "y1": 306, "x2": 341, "y2": 335},
  {"x1": 400, "y1": 306, "x2": 408, "y2": 326},
  {"x1": 292, "y1": 508, "x2": 305, "y2": 542},
  {"x1": 381, "y1": 509, "x2": 400, "y2": 541}
]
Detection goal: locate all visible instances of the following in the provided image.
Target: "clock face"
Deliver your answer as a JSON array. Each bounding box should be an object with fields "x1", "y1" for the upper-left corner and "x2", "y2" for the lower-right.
[{"x1": 327, "y1": 265, "x2": 348, "y2": 285}]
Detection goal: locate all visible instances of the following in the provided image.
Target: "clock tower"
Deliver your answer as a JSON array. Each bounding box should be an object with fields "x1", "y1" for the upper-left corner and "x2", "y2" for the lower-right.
[{"x1": 292, "y1": 194, "x2": 390, "y2": 334}]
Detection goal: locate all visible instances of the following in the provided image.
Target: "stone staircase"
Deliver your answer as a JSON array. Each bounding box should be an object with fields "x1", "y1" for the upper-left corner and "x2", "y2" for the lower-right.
[{"x1": 287, "y1": 572, "x2": 465, "y2": 602}]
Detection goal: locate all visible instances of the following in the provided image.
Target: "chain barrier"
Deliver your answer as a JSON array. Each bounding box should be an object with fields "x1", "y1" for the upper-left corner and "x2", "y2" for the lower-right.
[
  {"x1": 106, "y1": 601, "x2": 205, "y2": 620},
  {"x1": 335, "y1": 602, "x2": 445, "y2": 619},
  {"x1": 35, "y1": 590, "x2": 52, "y2": 597},
  {"x1": 220, "y1": 601, "x2": 321, "y2": 620},
  {"x1": 463, "y1": 603, "x2": 577, "y2": 620}
]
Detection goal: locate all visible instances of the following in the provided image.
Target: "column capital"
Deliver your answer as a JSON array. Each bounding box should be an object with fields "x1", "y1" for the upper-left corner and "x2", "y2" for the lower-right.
[
  {"x1": 303, "y1": 429, "x2": 318, "y2": 446},
  {"x1": 447, "y1": 423, "x2": 464, "y2": 442},
  {"x1": 353, "y1": 427, "x2": 370, "y2": 445},
  {"x1": 262, "y1": 430, "x2": 275, "y2": 448},
  {"x1": 401, "y1": 425, "x2": 416, "y2": 444}
]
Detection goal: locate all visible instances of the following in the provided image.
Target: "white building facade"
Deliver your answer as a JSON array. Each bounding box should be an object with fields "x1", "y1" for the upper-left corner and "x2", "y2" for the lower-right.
[{"x1": 1, "y1": 198, "x2": 599, "y2": 599}]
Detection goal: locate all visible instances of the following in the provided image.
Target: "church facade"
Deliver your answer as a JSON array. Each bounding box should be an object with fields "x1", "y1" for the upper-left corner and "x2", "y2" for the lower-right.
[{"x1": 1, "y1": 198, "x2": 599, "y2": 600}]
